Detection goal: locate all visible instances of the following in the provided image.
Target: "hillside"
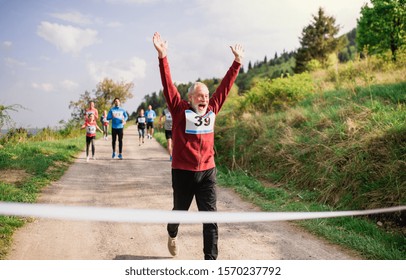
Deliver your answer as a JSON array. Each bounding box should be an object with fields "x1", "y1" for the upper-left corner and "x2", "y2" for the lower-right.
[
  {"x1": 138, "y1": 28, "x2": 406, "y2": 228},
  {"x1": 215, "y1": 81, "x2": 406, "y2": 212}
]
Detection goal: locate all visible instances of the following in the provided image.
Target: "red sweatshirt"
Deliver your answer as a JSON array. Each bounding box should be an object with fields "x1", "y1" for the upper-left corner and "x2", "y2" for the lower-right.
[
  {"x1": 159, "y1": 56, "x2": 241, "y2": 171},
  {"x1": 82, "y1": 120, "x2": 97, "y2": 137}
]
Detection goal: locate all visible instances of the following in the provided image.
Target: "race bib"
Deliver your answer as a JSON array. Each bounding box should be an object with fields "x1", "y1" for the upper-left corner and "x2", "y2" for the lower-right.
[
  {"x1": 185, "y1": 110, "x2": 215, "y2": 134},
  {"x1": 86, "y1": 125, "x2": 96, "y2": 134},
  {"x1": 165, "y1": 111, "x2": 172, "y2": 121},
  {"x1": 138, "y1": 116, "x2": 146, "y2": 124},
  {"x1": 112, "y1": 110, "x2": 123, "y2": 119},
  {"x1": 147, "y1": 111, "x2": 155, "y2": 119}
]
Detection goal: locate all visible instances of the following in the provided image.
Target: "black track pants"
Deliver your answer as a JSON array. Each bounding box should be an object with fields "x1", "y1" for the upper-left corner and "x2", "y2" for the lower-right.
[{"x1": 167, "y1": 167, "x2": 218, "y2": 260}]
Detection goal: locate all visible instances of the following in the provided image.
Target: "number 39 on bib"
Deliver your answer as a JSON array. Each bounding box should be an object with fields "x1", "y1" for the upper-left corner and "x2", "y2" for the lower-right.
[{"x1": 185, "y1": 110, "x2": 216, "y2": 134}]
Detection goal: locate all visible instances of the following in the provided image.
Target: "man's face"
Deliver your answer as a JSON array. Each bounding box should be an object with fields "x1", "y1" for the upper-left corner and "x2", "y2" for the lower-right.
[
  {"x1": 190, "y1": 85, "x2": 209, "y2": 116},
  {"x1": 114, "y1": 99, "x2": 120, "y2": 106}
]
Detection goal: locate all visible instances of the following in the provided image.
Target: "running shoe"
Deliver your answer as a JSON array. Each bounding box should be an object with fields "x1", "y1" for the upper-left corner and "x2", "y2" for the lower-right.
[
  {"x1": 118, "y1": 154, "x2": 123, "y2": 160},
  {"x1": 112, "y1": 152, "x2": 116, "y2": 159},
  {"x1": 86, "y1": 156, "x2": 90, "y2": 162},
  {"x1": 167, "y1": 236, "x2": 178, "y2": 256}
]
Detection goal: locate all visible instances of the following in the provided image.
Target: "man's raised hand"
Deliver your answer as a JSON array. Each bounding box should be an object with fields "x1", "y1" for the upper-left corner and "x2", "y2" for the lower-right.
[
  {"x1": 153, "y1": 32, "x2": 168, "y2": 59},
  {"x1": 230, "y1": 44, "x2": 244, "y2": 64}
]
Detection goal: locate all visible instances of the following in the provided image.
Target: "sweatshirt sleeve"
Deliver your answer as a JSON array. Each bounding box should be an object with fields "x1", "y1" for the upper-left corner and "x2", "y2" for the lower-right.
[
  {"x1": 106, "y1": 109, "x2": 112, "y2": 121},
  {"x1": 209, "y1": 60, "x2": 241, "y2": 114},
  {"x1": 159, "y1": 57, "x2": 183, "y2": 113}
]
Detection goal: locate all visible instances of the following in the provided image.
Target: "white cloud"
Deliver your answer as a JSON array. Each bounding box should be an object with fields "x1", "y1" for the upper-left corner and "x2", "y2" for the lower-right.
[
  {"x1": 4, "y1": 57, "x2": 40, "y2": 72},
  {"x1": 32, "y1": 82, "x2": 54, "y2": 92},
  {"x1": 50, "y1": 11, "x2": 94, "y2": 25},
  {"x1": 39, "y1": 55, "x2": 52, "y2": 61},
  {"x1": 3, "y1": 41, "x2": 13, "y2": 49},
  {"x1": 196, "y1": 0, "x2": 366, "y2": 33},
  {"x1": 195, "y1": 0, "x2": 283, "y2": 33},
  {"x1": 183, "y1": 0, "x2": 367, "y2": 68},
  {"x1": 61, "y1": 79, "x2": 79, "y2": 90},
  {"x1": 87, "y1": 57, "x2": 146, "y2": 83},
  {"x1": 106, "y1": 21, "x2": 123, "y2": 28},
  {"x1": 4, "y1": 57, "x2": 27, "y2": 68},
  {"x1": 37, "y1": 21, "x2": 99, "y2": 54}
]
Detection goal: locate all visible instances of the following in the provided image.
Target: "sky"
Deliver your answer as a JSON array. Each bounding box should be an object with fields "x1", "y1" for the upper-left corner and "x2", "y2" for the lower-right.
[{"x1": 0, "y1": 0, "x2": 370, "y2": 129}]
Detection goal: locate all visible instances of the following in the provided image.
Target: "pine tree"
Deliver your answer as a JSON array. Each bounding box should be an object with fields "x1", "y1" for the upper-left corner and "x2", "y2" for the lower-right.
[{"x1": 294, "y1": 7, "x2": 341, "y2": 73}]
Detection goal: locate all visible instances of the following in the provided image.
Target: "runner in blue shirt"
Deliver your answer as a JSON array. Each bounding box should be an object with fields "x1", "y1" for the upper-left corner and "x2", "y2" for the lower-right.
[
  {"x1": 145, "y1": 104, "x2": 156, "y2": 139},
  {"x1": 107, "y1": 97, "x2": 128, "y2": 159}
]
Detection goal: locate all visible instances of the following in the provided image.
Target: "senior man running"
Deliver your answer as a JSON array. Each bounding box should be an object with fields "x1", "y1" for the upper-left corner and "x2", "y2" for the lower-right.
[{"x1": 153, "y1": 32, "x2": 244, "y2": 260}]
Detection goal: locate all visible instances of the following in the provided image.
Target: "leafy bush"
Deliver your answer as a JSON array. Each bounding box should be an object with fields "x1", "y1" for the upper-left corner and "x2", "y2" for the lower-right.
[
  {"x1": 240, "y1": 73, "x2": 315, "y2": 112},
  {"x1": 306, "y1": 59, "x2": 322, "y2": 71}
]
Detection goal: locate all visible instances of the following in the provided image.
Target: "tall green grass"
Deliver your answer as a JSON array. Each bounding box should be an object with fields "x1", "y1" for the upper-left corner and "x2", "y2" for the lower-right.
[
  {"x1": 0, "y1": 137, "x2": 83, "y2": 259},
  {"x1": 216, "y1": 167, "x2": 405, "y2": 259},
  {"x1": 212, "y1": 81, "x2": 406, "y2": 259},
  {"x1": 216, "y1": 82, "x2": 406, "y2": 212}
]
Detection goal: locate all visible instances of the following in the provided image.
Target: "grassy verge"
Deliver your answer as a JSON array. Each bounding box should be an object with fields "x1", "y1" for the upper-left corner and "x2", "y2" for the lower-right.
[
  {"x1": 153, "y1": 129, "x2": 167, "y2": 149},
  {"x1": 216, "y1": 167, "x2": 405, "y2": 260},
  {"x1": 213, "y1": 82, "x2": 406, "y2": 259},
  {"x1": 0, "y1": 137, "x2": 84, "y2": 259},
  {"x1": 216, "y1": 82, "x2": 406, "y2": 210}
]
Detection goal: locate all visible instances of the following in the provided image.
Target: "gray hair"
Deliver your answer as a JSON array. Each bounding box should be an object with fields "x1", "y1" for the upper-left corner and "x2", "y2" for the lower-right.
[{"x1": 187, "y1": 82, "x2": 209, "y2": 97}]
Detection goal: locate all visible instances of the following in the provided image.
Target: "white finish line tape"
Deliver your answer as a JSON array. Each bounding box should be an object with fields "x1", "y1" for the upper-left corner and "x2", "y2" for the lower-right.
[{"x1": 0, "y1": 202, "x2": 405, "y2": 224}]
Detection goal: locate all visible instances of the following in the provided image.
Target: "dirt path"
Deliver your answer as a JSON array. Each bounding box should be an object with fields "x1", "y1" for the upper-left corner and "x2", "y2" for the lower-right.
[{"x1": 7, "y1": 125, "x2": 359, "y2": 260}]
